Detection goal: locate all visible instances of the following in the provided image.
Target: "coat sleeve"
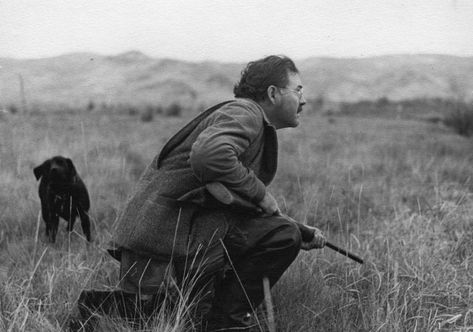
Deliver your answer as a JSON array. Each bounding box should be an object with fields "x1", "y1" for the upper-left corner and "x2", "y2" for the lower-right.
[
  {"x1": 189, "y1": 104, "x2": 266, "y2": 204},
  {"x1": 296, "y1": 223, "x2": 316, "y2": 242}
]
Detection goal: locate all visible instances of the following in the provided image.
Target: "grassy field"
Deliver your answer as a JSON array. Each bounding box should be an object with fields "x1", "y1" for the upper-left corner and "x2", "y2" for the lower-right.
[{"x1": 0, "y1": 107, "x2": 472, "y2": 331}]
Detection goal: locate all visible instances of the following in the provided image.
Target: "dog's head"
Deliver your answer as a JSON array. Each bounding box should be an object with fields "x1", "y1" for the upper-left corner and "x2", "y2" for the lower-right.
[{"x1": 33, "y1": 156, "x2": 78, "y2": 183}]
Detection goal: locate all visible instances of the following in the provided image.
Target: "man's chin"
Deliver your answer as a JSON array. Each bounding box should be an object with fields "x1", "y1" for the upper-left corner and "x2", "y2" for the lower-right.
[{"x1": 278, "y1": 118, "x2": 300, "y2": 129}]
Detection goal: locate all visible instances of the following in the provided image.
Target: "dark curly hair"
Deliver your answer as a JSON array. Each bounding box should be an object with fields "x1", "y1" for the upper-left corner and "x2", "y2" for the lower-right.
[{"x1": 233, "y1": 55, "x2": 299, "y2": 102}]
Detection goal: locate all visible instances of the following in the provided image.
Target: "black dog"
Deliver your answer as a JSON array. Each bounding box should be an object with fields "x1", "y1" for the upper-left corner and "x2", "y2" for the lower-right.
[{"x1": 33, "y1": 156, "x2": 92, "y2": 243}]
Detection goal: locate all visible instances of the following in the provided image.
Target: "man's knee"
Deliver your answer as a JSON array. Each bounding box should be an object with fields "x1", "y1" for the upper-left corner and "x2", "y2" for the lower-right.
[{"x1": 286, "y1": 219, "x2": 303, "y2": 251}]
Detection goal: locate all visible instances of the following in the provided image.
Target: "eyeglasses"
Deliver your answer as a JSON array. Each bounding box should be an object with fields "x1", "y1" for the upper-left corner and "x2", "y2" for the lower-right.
[{"x1": 278, "y1": 87, "x2": 304, "y2": 100}]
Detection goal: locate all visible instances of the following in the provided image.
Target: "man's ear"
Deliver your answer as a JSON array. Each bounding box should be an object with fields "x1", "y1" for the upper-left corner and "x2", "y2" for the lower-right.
[
  {"x1": 66, "y1": 158, "x2": 78, "y2": 177},
  {"x1": 33, "y1": 159, "x2": 51, "y2": 180},
  {"x1": 266, "y1": 85, "x2": 279, "y2": 104}
]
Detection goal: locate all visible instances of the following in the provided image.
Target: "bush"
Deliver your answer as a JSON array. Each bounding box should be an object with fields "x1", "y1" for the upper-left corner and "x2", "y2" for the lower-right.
[
  {"x1": 127, "y1": 105, "x2": 139, "y2": 116},
  {"x1": 7, "y1": 104, "x2": 18, "y2": 114},
  {"x1": 443, "y1": 102, "x2": 473, "y2": 137},
  {"x1": 140, "y1": 106, "x2": 154, "y2": 122},
  {"x1": 165, "y1": 103, "x2": 182, "y2": 117},
  {"x1": 86, "y1": 100, "x2": 95, "y2": 111}
]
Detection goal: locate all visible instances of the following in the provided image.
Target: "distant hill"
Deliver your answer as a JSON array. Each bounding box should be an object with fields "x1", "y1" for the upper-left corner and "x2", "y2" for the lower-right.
[
  {"x1": 0, "y1": 52, "x2": 472, "y2": 110},
  {"x1": 300, "y1": 55, "x2": 473, "y2": 102}
]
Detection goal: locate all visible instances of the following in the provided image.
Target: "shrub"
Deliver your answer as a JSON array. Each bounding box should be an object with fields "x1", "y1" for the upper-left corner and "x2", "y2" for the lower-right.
[
  {"x1": 443, "y1": 101, "x2": 473, "y2": 137},
  {"x1": 165, "y1": 103, "x2": 182, "y2": 117},
  {"x1": 7, "y1": 104, "x2": 18, "y2": 114},
  {"x1": 86, "y1": 100, "x2": 95, "y2": 111},
  {"x1": 127, "y1": 105, "x2": 139, "y2": 116},
  {"x1": 140, "y1": 106, "x2": 155, "y2": 122}
]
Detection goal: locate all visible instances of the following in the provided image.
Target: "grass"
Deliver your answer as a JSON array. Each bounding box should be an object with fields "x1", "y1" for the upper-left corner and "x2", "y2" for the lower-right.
[{"x1": 1, "y1": 107, "x2": 472, "y2": 331}]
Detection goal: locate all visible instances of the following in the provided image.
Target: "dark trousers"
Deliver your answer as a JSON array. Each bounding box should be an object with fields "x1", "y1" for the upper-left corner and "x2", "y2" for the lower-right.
[
  {"x1": 185, "y1": 215, "x2": 302, "y2": 330},
  {"x1": 117, "y1": 214, "x2": 302, "y2": 330}
]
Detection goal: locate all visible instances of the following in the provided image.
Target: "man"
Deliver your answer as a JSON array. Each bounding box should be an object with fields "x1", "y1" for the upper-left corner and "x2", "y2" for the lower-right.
[{"x1": 78, "y1": 55, "x2": 325, "y2": 331}]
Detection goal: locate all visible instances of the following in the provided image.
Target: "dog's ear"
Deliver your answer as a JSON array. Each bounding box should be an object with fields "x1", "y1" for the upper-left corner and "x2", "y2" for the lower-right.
[
  {"x1": 33, "y1": 160, "x2": 51, "y2": 180},
  {"x1": 66, "y1": 158, "x2": 78, "y2": 177}
]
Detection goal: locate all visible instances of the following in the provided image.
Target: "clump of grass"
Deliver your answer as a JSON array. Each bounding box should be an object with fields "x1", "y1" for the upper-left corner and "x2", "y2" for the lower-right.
[{"x1": 273, "y1": 192, "x2": 473, "y2": 331}]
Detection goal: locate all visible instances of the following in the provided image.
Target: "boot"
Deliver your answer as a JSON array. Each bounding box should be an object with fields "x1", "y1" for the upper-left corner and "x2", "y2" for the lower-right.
[{"x1": 204, "y1": 311, "x2": 260, "y2": 332}]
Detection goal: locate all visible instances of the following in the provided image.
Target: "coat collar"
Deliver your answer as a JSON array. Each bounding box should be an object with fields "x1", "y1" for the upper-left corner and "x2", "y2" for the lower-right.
[{"x1": 240, "y1": 98, "x2": 272, "y2": 127}]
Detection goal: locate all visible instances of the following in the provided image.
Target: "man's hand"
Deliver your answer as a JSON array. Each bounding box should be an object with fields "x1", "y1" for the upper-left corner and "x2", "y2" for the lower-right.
[
  {"x1": 258, "y1": 191, "x2": 280, "y2": 216},
  {"x1": 301, "y1": 226, "x2": 326, "y2": 250}
]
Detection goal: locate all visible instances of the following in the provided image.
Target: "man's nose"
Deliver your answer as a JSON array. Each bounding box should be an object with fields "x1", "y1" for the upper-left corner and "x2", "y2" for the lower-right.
[{"x1": 299, "y1": 94, "x2": 306, "y2": 105}]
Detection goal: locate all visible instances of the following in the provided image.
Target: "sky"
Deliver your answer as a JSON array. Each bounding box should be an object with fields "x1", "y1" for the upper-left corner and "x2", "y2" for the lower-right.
[{"x1": 0, "y1": 0, "x2": 472, "y2": 62}]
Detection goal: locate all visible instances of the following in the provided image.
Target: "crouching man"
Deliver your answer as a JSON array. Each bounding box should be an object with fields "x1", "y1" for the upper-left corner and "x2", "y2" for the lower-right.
[{"x1": 75, "y1": 55, "x2": 325, "y2": 331}]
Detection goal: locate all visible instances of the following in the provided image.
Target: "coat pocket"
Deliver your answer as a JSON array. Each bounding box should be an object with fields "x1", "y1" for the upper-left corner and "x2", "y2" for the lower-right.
[{"x1": 126, "y1": 193, "x2": 196, "y2": 260}]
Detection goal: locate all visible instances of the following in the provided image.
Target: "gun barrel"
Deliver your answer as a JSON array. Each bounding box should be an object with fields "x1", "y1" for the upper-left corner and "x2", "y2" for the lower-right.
[{"x1": 325, "y1": 241, "x2": 364, "y2": 264}]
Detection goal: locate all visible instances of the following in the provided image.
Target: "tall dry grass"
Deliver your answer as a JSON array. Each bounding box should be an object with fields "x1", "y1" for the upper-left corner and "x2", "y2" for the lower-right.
[{"x1": 0, "y1": 108, "x2": 472, "y2": 331}]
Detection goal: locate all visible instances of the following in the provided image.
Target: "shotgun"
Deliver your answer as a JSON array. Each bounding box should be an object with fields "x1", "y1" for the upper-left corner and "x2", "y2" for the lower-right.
[{"x1": 206, "y1": 182, "x2": 364, "y2": 265}]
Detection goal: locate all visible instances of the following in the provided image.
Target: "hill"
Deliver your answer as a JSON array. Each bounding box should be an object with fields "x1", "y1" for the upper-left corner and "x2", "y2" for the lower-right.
[{"x1": 0, "y1": 52, "x2": 472, "y2": 109}]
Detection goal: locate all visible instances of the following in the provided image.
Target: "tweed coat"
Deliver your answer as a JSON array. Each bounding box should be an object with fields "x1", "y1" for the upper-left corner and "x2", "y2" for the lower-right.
[{"x1": 112, "y1": 98, "x2": 279, "y2": 261}]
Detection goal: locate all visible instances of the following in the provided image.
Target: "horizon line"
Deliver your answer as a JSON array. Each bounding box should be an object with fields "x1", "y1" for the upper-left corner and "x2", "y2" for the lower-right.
[{"x1": 1, "y1": 50, "x2": 473, "y2": 63}]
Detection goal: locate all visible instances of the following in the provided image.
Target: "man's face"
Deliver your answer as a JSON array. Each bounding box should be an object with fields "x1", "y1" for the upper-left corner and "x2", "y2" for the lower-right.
[{"x1": 272, "y1": 72, "x2": 306, "y2": 129}]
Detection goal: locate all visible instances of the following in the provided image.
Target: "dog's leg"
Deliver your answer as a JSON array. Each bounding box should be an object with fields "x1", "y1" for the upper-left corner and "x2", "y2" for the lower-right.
[
  {"x1": 78, "y1": 208, "x2": 92, "y2": 242},
  {"x1": 49, "y1": 214, "x2": 60, "y2": 243},
  {"x1": 41, "y1": 203, "x2": 52, "y2": 240},
  {"x1": 45, "y1": 221, "x2": 51, "y2": 239}
]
